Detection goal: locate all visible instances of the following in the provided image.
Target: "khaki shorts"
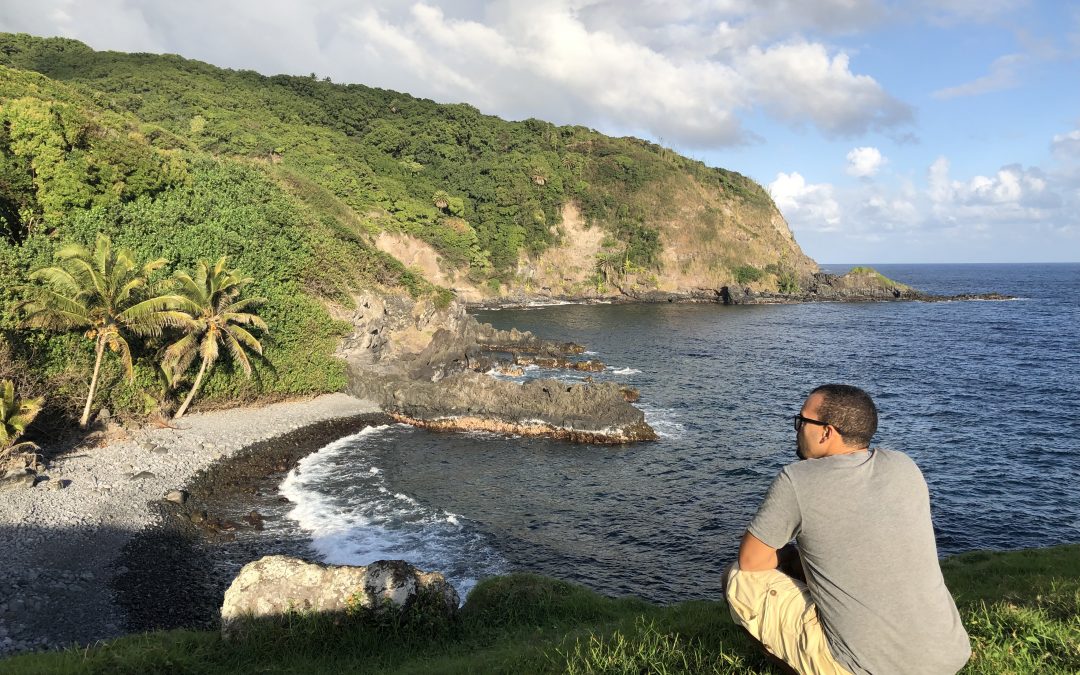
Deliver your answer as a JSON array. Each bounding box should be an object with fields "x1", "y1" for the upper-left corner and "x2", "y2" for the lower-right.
[{"x1": 726, "y1": 565, "x2": 853, "y2": 675}]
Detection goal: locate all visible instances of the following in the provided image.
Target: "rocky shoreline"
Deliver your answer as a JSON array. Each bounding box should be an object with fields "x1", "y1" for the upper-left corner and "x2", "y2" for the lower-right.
[
  {"x1": 0, "y1": 394, "x2": 381, "y2": 657},
  {"x1": 339, "y1": 296, "x2": 658, "y2": 443},
  {"x1": 114, "y1": 412, "x2": 392, "y2": 635},
  {"x1": 464, "y1": 273, "x2": 1014, "y2": 308}
]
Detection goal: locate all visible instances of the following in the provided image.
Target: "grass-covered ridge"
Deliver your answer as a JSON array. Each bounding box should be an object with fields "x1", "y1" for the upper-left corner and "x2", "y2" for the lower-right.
[
  {"x1": 1, "y1": 545, "x2": 1077, "y2": 673},
  {"x1": 845, "y1": 265, "x2": 911, "y2": 290},
  {"x1": 0, "y1": 32, "x2": 812, "y2": 426},
  {"x1": 0, "y1": 33, "x2": 792, "y2": 279}
]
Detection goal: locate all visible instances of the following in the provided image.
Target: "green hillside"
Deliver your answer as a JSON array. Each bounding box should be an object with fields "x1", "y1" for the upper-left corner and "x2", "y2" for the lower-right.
[{"x1": 0, "y1": 33, "x2": 811, "y2": 426}]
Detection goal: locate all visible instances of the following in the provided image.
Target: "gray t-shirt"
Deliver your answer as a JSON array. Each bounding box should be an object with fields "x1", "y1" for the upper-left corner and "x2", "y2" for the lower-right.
[{"x1": 748, "y1": 448, "x2": 971, "y2": 675}]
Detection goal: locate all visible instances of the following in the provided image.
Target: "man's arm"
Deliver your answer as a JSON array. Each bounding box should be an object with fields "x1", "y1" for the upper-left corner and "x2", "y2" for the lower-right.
[{"x1": 738, "y1": 531, "x2": 779, "y2": 571}]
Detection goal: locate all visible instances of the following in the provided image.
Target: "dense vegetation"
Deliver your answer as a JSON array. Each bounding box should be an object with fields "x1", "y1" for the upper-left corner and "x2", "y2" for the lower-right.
[
  {"x1": 0, "y1": 32, "x2": 788, "y2": 428},
  {"x1": 1, "y1": 545, "x2": 1077, "y2": 673}
]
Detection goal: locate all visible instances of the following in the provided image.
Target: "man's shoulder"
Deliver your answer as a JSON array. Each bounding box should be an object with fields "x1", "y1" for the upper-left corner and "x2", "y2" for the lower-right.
[
  {"x1": 781, "y1": 448, "x2": 920, "y2": 479},
  {"x1": 872, "y1": 447, "x2": 922, "y2": 473}
]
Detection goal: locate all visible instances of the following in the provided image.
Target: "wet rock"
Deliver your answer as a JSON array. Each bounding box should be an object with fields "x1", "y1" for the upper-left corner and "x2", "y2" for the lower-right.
[
  {"x1": 513, "y1": 355, "x2": 606, "y2": 371},
  {"x1": 220, "y1": 556, "x2": 458, "y2": 637},
  {"x1": 242, "y1": 511, "x2": 264, "y2": 530}
]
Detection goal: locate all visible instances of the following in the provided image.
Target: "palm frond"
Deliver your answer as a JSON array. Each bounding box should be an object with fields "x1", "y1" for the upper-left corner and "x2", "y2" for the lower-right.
[
  {"x1": 117, "y1": 277, "x2": 147, "y2": 303},
  {"x1": 142, "y1": 258, "x2": 169, "y2": 276},
  {"x1": 220, "y1": 296, "x2": 264, "y2": 315},
  {"x1": 172, "y1": 272, "x2": 205, "y2": 304},
  {"x1": 21, "y1": 298, "x2": 93, "y2": 330},
  {"x1": 224, "y1": 324, "x2": 264, "y2": 355},
  {"x1": 222, "y1": 331, "x2": 253, "y2": 376},
  {"x1": 23, "y1": 289, "x2": 92, "y2": 321},
  {"x1": 119, "y1": 294, "x2": 195, "y2": 323},
  {"x1": 55, "y1": 242, "x2": 92, "y2": 262},
  {"x1": 163, "y1": 333, "x2": 201, "y2": 380},
  {"x1": 222, "y1": 312, "x2": 269, "y2": 332},
  {"x1": 29, "y1": 266, "x2": 82, "y2": 297},
  {"x1": 91, "y1": 234, "x2": 111, "y2": 278},
  {"x1": 115, "y1": 334, "x2": 135, "y2": 381},
  {"x1": 63, "y1": 256, "x2": 106, "y2": 298}
]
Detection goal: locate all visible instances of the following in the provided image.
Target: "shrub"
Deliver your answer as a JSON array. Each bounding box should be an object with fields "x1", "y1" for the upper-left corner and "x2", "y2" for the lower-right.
[{"x1": 733, "y1": 265, "x2": 764, "y2": 285}]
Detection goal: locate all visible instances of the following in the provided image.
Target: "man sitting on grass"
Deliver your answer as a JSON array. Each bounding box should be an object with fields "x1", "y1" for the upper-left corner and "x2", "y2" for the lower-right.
[{"x1": 726, "y1": 384, "x2": 971, "y2": 674}]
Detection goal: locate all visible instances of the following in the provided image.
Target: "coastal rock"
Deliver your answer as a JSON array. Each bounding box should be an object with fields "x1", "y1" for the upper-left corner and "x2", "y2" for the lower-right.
[
  {"x1": 0, "y1": 469, "x2": 37, "y2": 492},
  {"x1": 475, "y1": 323, "x2": 585, "y2": 356},
  {"x1": 338, "y1": 294, "x2": 653, "y2": 443},
  {"x1": 220, "y1": 556, "x2": 458, "y2": 637},
  {"x1": 242, "y1": 510, "x2": 265, "y2": 530},
  {"x1": 165, "y1": 490, "x2": 188, "y2": 505},
  {"x1": 513, "y1": 355, "x2": 606, "y2": 372},
  {"x1": 717, "y1": 269, "x2": 1012, "y2": 305},
  {"x1": 351, "y1": 369, "x2": 656, "y2": 443}
]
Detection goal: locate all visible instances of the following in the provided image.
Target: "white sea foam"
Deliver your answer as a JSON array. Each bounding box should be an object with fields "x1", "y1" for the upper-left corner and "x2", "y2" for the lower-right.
[
  {"x1": 638, "y1": 404, "x2": 686, "y2": 439},
  {"x1": 610, "y1": 367, "x2": 641, "y2": 375},
  {"x1": 279, "y1": 425, "x2": 508, "y2": 599}
]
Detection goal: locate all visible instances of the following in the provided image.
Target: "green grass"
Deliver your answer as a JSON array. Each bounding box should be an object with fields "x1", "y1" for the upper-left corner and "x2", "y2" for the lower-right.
[
  {"x1": 845, "y1": 266, "x2": 910, "y2": 290},
  {"x1": 3, "y1": 546, "x2": 1078, "y2": 674}
]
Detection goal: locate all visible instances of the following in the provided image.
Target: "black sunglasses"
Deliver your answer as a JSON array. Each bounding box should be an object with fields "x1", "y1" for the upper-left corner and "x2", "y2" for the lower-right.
[{"x1": 793, "y1": 414, "x2": 830, "y2": 432}]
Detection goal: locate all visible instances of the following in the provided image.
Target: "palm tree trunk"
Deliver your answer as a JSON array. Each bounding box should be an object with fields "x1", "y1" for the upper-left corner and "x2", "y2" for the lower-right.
[
  {"x1": 174, "y1": 358, "x2": 209, "y2": 419},
  {"x1": 80, "y1": 335, "x2": 107, "y2": 429}
]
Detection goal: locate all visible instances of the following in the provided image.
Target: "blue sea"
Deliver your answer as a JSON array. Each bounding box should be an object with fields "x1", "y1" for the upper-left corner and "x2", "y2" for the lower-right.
[{"x1": 280, "y1": 264, "x2": 1080, "y2": 602}]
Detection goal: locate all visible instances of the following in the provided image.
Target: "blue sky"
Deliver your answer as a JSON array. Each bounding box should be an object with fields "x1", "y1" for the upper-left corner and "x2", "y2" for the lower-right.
[{"x1": 2, "y1": 0, "x2": 1078, "y2": 263}]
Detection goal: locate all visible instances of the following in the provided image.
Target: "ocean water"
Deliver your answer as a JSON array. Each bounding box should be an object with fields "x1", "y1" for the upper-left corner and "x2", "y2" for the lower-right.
[{"x1": 281, "y1": 264, "x2": 1080, "y2": 603}]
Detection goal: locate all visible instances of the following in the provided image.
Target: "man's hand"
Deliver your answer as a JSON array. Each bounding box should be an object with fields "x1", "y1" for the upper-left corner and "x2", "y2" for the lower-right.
[{"x1": 738, "y1": 531, "x2": 779, "y2": 571}]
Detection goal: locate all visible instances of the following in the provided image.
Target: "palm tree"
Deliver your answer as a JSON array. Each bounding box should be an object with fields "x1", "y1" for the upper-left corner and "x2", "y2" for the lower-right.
[
  {"x1": 164, "y1": 257, "x2": 267, "y2": 419},
  {"x1": 1, "y1": 379, "x2": 44, "y2": 459},
  {"x1": 20, "y1": 234, "x2": 192, "y2": 428}
]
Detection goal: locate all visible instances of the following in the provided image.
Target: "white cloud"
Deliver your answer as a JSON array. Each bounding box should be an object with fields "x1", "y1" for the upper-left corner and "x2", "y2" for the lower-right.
[
  {"x1": 928, "y1": 157, "x2": 1057, "y2": 210},
  {"x1": 738, "y1": 41, "x2": 912, "y2": 137},
  {"x1": 0, "y1": 0, "x2": 912, "y2": 148},
  {"x1": 769, "y1": 172, "x2": 842, "y2": 231},
  {"x1": 933, "y1": 53, "x2": 1027, "y2": 98},
  {"x1": 787, "y1": 144, "x2": 1078, "y2": 262},
  {"x1": 1052, "y1": 129, "x2": 1080, "y2": 158},
  {"x1": 915, "y1": 0, "x2": 1030, "y2": 24},
  {"x1": 846, "y1": 146, "x2": 886, "y2": 177}
]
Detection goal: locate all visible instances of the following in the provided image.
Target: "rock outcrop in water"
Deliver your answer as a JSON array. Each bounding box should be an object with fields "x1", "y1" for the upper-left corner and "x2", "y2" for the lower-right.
[
  {"x1": 469, "y1": 267, "x2": 1011, "y2": 307},
  {"x1": 718, "y1": 269, "x2": 1012, "y2": 304},
  {"x1": 351, "y1": 370, "x2": 655, "y2": 444},
  {"x1": 336, "y1": 290, "x2": 655, "y2": 443}
]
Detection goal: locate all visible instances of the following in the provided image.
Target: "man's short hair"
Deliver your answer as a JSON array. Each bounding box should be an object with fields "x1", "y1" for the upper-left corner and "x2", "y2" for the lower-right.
[{"x1": 810, "y1": 384, "x2": 878, "y2": 448}]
